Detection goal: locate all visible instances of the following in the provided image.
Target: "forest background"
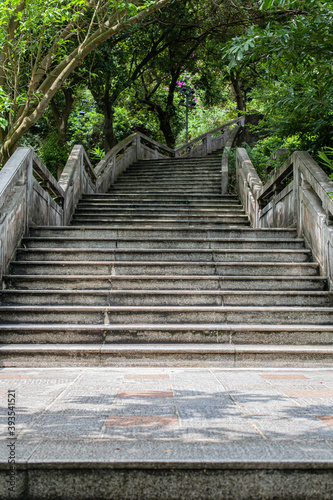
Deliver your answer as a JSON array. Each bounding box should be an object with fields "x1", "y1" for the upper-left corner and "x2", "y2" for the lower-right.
[{"x1": 0, "y1": 0, "x2": 332, "y2": 182}]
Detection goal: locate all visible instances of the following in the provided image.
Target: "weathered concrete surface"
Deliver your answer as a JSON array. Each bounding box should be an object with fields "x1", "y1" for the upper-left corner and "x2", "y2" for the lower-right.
[{"x1": 0, "y1": 367, "x2": 332, "y2": 499}]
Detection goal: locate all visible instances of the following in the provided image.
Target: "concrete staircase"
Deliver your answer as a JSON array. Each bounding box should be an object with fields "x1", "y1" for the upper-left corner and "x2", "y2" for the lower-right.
[{"x1": 1, "y1": 156, "x2": 333, "y2": 366}]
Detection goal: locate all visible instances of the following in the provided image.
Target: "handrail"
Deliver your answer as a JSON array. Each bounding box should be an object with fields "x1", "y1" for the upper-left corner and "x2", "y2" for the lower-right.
[
  {"x1": 236, "y1": 148, "x2": 333, "y2": 289},
  {"x1": 32, "y1": 152, "x2": 65, "y2": 206},
  {"x1": 175, "y1": 116, "x2": 244, "y2": 157},
  {"x1": 0, "y1": 119, "x2": 244, "y2": 281},
  {"x1": 221, "y1": 125, "x2": 243, "y2": 194},
  {"x1": 138, "y1": 132, "x2": 174, "y2": 156},
  {"x1": 95, "y1": 133, "x2": 137, "y2": 178}
]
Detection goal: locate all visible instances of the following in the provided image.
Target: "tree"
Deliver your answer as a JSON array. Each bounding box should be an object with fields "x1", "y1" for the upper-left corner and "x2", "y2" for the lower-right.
[
  {"x1": 223, "y1": 0, "x2": 333, "y2": 151},
  {"x1": 0, "y1": 0, "x2": 172, "y2": 166}
]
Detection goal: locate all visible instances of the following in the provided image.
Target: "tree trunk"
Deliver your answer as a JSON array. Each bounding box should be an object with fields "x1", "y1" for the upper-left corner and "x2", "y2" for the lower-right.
[
  {"x1": 157, "y1": 107, "x2": 176, "y2": 148},
  {"x1": 102, "y1": 74, "x2": 116, "y2": 151},
  {"x1": 230, "y1": 70, "x2": 245, "y2": 114},
  {"x1": 50, "y1": 88, "x2": 74, "y2": 144}
]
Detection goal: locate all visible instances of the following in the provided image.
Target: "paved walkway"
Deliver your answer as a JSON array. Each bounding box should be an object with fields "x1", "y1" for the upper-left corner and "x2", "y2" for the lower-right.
[{"x1": 1, "y1": 367, "x2": 333, "y2": 465}]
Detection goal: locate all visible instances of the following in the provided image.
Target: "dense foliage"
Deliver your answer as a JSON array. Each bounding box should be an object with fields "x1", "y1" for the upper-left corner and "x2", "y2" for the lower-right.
[{"x1": 1, "y1": 0, "x2": 333, "y2": 179}]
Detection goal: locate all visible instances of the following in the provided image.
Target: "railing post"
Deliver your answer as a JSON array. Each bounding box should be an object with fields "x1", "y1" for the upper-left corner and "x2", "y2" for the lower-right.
[
  {"x1": 111, "y1": 153, "x2": 116, "y2": 185},
  {"x1": 136, "y1": 135, "x2": 142, "y2": 161},
  {"x1": 206, "y1": 133, "x2": 212, "y2": 155}
]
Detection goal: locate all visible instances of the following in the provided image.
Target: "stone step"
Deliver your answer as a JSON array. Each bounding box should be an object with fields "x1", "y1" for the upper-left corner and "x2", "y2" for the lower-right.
[
  {"x1": 1, "y1": 290, "x2": 331, "y2": 307},
  {"x1": 118, "y1": 175, "x2": 222, "y2": 181},
  {"x1": 125, "y1": 170, "x2": 222, "y2": 175},
  {"x1": 4, "y1": 275, "x2": 326, "y2": 291},
  {"x1": 74, "y1": 207, "x2": 245, "y2": 215},
  {"x1": 107, "y1": 191, "x2": 223, "y2": 196},
  {"x1": 15, "y1": 248, "x2": 311, "y2": 263},
  {"x1": 116, "y1": 172, "x2": 222, "y2": 177},
  {"x1": 82, "y1": 195, "x2": 239, "y2": 204},
  {"x1": 71, "y1": 217, "x2": 250, "y2": 225},
  {"x1": 8, "y1": 261, "x2": 319, "y2": 276},
  {"x1": 117, "y1": 179, "x2": 221, "y2": 185},
  {"x1": 108, "y1": 189, "x2": 222, "y2": 194},
  {"x1": 83, "y1": 192, "x2": 237, "y2": 198},
  {"x1": 128, "y1": 166, "x2": 222, "y2": 172},
  {"x1": 0, "y1": 305, "x2": 332, "y2": 326},
  {"x1": 113, "y1": 181, "x2": 221, "y2": 188},
  {"x1": 2, "y1": 343, "x2": 331, "y2": 366},
  {"x1": 79, "y1": 202, "x2": 241, "y2": 209},
  {"x1": 28, "y1": 227, "x2": 298, "y2": 239},
  {"x1": 22, "y1": 237, "x2": 306, "y2": 250},
  {"x1": 73, "y1": 211, "x2": 247, "y2": 219},
  {"x1": 76, "y1": 203, "x2": 243, "y2": 210}
]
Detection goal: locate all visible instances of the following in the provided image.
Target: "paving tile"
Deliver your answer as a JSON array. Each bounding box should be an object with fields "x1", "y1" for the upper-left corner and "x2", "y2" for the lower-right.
[
  {"x1": 283, "y1": 390, "x2": 333, "y2": 398},
  {"x1": 106, "y1": 404, "x2": 175, "y2": 416},
  {"x1": 0, "y1": 374, "x2": 34, "y2": 380},
  {"x1": 22, "y1": 414, "x2": 106, "y2": 439},
  {"x1": 226, "y1": 390, "x2": 301, "y2": 414},
  {"x1": 0, "y1": 437, "x2": 42, "y2": 462},
  {"x1": 316, "y1": 415, "x2": 333, "y2": 426},
  {"x1": 105, "y1": 415, "x2": 179, "y2": 427},
  {"x1": 124, "y1": 374, "x2": 170, "y2": 380},
  {"x1": 117, "y1": 390, "x2": 173, "y2": 398},
  {"x1": 26, "y1": 438, "x2": 333, "y2": 464},
  {"x1": 260, "y1": 374, "x2": 309, "y2": 380},
  {"x1": 249, "y1": 414, "x2": 333, "y2": 440},
  {"x1": 102, "y1": 424, "x2": 183, "y2": 440}
]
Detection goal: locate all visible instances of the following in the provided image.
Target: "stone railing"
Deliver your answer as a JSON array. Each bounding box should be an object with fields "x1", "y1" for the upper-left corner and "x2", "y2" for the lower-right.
[
  {"x1": 174, "y1": 117, "x2": 244, "y2": 158},
  {"x1": 236, "y1": 148, "x2": 333, "y2": 289},
  {"x1": 0, "y1": 123, "x2": 241, "y2": 281},
  {"x1": 0, "y1": 132, "x2": 173, "y2": 280},
  {"x1": 94, "y1": 132, "x2": 174, "y2": 193},
  {"x1": 0, "y1": 147, "x2": 97, "y2": 281}
]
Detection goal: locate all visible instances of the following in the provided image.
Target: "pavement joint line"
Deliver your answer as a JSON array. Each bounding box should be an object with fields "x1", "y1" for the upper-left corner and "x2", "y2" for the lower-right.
[{"x1": 209, "y1": 368, "x2": 268, "y2": 440}]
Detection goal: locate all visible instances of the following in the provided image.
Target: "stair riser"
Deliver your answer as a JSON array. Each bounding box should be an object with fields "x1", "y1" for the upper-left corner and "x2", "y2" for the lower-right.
[
  {"x1": 117, "y1": 177, "x2": 222, "y2": 182},
  {"x1": 82, "y1": 198, "x2": 239, "y2": 205},
  {"x1": 15, "y1": 250, "x2": 310, "y2": 263},
  {"x1": 1, "y1": 292, "x2": 331, "y2": 307},
  {"x1": 112, "y1": 182, "x2": 221, "y2": 188},
  {"x1": 5, "y1": 277, "x2": 324, "y2": 290},
  {"x1": 115, "y1": 175, "x2": 222, "y2": 180},
  {"x1": 127, "y1": 166, "x2": 222, "y2": 171},
  {"x1": 9, "y1": 263, "x2": 318, "y2": 276},
  {"x1": 22, "y1": 239, "x2": 306, "y2": 250},
  {"x1": 86, "y1": 192, "x2": 235, "y2": 196},
  {"x1": 1, "y1": 310, "x2": 332, "y2": 324},
  {"x1": 28, "y1": 228, "x2": 298, "y2": 238},
  {"x1": 108, "y1": 190, "x2": 222, "y2": 194},
  {"x1": 71, "y1": 218, "x2": 250, "y2": 225},
  {"x1": 77, "y1": 201, "x2": 241, "y2": 207},
  {"x1": 75, "y1": 208, "x2": 245, "y2": 215}
]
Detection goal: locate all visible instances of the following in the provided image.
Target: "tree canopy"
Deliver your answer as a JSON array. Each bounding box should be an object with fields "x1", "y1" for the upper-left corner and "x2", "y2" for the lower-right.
[{"x1": 1, "y1": 0, "x2": 333, "y2": 176}]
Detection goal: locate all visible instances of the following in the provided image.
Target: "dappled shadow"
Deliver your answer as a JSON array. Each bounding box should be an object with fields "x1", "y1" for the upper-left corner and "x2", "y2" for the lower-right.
[{"x1": 9, "y1": 386, "x2": 333, "y2": 442}]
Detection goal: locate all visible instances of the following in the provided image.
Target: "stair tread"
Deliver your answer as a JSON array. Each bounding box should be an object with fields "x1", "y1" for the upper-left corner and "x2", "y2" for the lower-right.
[
  {"x1": 5, "y1": 274, "x2": 325, "y2": 279},
  {"x1": 16, "y1": 248, "x2": 311, "y2": 254},
  {"x1": 1, "y1": 305, "x2": 332, "y2": 311},
  {"x1": 1, "y1": 325, "x2": 333, "y2": 332},
  {"x1": 1, "y1": 290, "x2": 331, "y2": 295},
  {"x1": 10, "y1": 260, "x2": 319, "y2": 266}
]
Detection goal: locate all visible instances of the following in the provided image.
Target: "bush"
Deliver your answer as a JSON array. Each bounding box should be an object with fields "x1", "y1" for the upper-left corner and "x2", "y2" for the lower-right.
[{"x1": 39, "y1": 133, "x2": 70, "y2": 178}]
